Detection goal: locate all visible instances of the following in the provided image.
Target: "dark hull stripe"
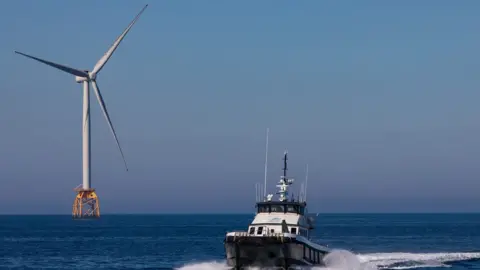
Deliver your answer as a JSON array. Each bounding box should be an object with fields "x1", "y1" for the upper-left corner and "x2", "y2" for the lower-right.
[{"x1": 224, "y1": 236, "x2": 329, "y2": 269}]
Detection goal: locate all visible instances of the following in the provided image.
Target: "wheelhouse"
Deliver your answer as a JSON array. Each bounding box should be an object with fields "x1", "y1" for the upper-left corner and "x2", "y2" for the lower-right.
[
  {"x1": 248, "y1": 201, "x2": 311, "y2": 237},
  {"x1": 256, "y1": 201, "x2": 307, "y2": 215}
]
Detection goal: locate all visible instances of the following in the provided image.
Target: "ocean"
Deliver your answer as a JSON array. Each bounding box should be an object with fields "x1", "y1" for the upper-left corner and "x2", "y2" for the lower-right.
[{"x1": 0, "y1": 213, "x2": 479, "y2": 269}]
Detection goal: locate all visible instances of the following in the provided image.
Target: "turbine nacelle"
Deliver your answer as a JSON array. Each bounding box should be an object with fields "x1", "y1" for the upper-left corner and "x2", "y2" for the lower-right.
[{"x1": 75, "y1": 71, "x2": 90, "y2": 83}]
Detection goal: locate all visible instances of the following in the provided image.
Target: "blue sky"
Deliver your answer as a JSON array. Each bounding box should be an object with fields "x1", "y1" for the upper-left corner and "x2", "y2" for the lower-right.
[{"x1": 1, "y1": 1, "x2": 480, "y2": 214}]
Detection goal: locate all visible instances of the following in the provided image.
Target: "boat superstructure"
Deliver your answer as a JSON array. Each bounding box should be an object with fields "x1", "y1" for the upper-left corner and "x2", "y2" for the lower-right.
[{"x1": 224, "y1": 151, "x2": 331, "y2": 269}]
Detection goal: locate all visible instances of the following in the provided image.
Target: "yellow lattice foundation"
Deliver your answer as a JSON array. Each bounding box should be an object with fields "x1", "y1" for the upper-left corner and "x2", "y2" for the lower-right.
[{"x1": 72, "y1": 188, "x2": 100, "y2": 219}]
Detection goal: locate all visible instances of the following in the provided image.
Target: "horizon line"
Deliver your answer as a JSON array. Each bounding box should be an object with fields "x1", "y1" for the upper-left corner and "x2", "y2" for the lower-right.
[{"x1": 0, "y1": 211, "x2": 480, "y2": 216}]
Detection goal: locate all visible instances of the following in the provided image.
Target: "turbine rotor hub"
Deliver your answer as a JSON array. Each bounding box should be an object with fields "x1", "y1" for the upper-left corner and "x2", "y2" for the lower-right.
[{"x1": 88, "y1": 72, "x2": 97, "y2": 80}]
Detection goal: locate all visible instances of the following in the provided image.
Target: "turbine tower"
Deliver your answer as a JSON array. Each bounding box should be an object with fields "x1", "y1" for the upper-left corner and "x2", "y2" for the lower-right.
[{"x1": 14, "y1": 4, "x2": 148, "y2": 219}]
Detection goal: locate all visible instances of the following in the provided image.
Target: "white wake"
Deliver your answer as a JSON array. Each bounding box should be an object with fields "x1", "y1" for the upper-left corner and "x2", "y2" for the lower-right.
[
  {"x1": 176, "y1": 250, "x2": 480, "y2": 270},
  {"x1": 358, "y1": 251, "x2": 480, "y2": 269}
]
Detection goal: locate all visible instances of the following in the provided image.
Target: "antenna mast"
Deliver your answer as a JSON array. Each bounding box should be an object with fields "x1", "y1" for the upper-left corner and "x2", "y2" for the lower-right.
[
  {"x1": 277, "y1": 150, "x2": 294, "y2": 202},
  {"x1": 263, "y1": 128, "x2": 269, "y2": 200}
]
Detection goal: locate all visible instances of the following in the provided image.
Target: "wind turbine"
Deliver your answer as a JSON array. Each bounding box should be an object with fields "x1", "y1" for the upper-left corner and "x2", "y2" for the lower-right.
[{"x1": 14, "y1": 4, "x2": 148, "y2": 219}]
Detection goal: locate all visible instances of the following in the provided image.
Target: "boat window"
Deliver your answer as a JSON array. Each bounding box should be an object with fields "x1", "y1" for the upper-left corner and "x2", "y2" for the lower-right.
[
  {"x1": 270, "y1": 229, "x2": 274, "y2": 234},
  {"x1": 291, "y1": 227, "x2": 297, "y2": 234},
  {"x1": 257, "y1": 205, "x2": 269, "y2": 213},
  {"x1": 299, "y1": 207, "x2": 305, "y2": 215},
  {"x1": 249, "y1": 227, "x2": 255, "y2": 235},
  {"x1": 257, "y1": 226, "x2": 263, "y2": 235},
  {"x1": 286, "y1": 205, "x2": 298, "y2": 213},
  {"x1": 271, "y1": 205, "x2": 285, "y2": 213}
]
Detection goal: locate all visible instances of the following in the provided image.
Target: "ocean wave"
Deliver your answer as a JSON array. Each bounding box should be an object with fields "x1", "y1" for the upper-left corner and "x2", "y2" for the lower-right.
[{"x1": 358, "y1": 251, "x2": 480, "y2": 269}]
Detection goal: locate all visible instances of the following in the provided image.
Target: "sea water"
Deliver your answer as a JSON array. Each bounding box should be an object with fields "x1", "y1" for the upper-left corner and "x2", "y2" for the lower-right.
[{"x1": 0, "y1": 214, "x2": 479, "y2": 269}]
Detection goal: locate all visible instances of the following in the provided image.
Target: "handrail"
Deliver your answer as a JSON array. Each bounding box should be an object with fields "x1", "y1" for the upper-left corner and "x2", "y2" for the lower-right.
[{"x1": 228, "y1": 231, "x2": 294, "y2": 238}]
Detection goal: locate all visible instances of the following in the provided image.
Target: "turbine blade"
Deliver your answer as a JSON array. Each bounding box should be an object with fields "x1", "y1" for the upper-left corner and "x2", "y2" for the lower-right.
[
  {"x1": 14, "y1": 51, "x2": 88, "y2": 77},
  {"x1": 90, "y1": 4, "x2": 148, "y2": 76},
  {"x1": 91, "y1": 80, "x2": 128, "y2": 171}
]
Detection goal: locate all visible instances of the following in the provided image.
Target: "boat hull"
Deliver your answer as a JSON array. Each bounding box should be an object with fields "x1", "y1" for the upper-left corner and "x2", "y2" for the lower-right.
[{"x1": 224, "y1": 235, "x2": 329, "y2": 269}]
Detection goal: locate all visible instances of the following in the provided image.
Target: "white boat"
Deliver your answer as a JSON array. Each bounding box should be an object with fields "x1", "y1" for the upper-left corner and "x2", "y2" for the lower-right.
[{"x1": 224, "y1": 150, "x2": 331, "y2": 269}]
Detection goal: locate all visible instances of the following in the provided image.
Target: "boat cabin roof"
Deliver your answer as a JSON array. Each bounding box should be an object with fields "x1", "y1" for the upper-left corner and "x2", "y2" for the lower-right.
[{"x1": 256, "y1": 201, "x2": 307, "y2": 215}]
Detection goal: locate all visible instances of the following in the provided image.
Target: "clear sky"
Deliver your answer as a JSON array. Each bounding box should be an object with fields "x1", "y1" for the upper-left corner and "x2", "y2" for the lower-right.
[{"x1": 1, "y1": 1, "x2": 480, "y2": 214}]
